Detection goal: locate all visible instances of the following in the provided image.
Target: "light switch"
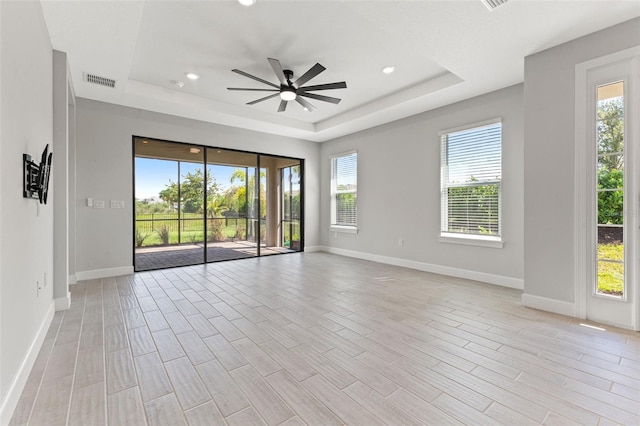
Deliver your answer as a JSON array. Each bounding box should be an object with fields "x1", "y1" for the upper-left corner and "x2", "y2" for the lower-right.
[{"x1": 87, "y1": 197, "x2": 93, "y2": 207}]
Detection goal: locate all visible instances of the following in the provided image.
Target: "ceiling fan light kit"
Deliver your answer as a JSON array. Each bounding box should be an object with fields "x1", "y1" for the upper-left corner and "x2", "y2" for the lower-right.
[
  {"x1": 280, "y1": 87, "x2": 297, "y2": 101},
  {"x1": 227, "y1": 58, "x2": 347, "y2": 112}
]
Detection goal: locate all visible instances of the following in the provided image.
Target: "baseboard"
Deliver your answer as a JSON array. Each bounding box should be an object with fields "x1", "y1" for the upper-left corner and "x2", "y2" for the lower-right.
[
  {"x1": 303, "y1": 245, "x2": 324, "y2": 253},
  {"x1": 521, "y1": 293, "x2": 575, "y2": 317},
  {"x1": 0, "y1": 301, "x2": 55, "y2": 426},
  {"x1": 68, "y1": 274, "x2": 77, "y2": 285},
  {"x1": 54, "y1": 293, "x2": 71, "y2": 311},
  {"x1": 75, "y1": 266, "x2": 134, "y2": 281},
  {"x1": 317, "y1": 246, "x2": 524, "y2": 290}
]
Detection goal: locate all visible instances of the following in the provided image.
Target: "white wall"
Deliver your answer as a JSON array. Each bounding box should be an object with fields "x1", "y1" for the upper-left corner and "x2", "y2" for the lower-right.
[
  {"x1": 319, "y1": 85, "x2": 524, "y2": 287},
  {"x1": 52, "y1": 50, "x2": 73, "y2": 309},
  {"x1": 523, "y1": 18, "x2": 640, "y2": 304},
  {"x1": 74, "y1": 99, "x2": 320, "y2": 276},
  {"x1": 0, "y1": 1, "x2": 54, "y2": 422}
]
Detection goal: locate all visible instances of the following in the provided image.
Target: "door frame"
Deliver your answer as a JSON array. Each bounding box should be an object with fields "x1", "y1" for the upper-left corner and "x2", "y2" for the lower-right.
[
  {"x1": 132, "y1": 136, "x2": 305, "y2": 271},
  {"x1": 574, "y1": 46, "x2": 640, "y2": 330}
]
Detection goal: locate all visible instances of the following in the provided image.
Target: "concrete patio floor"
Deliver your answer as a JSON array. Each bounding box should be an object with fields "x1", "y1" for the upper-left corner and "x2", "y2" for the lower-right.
[{"x1": 135, "y1": 241, "x2": 294, "y2": 271}]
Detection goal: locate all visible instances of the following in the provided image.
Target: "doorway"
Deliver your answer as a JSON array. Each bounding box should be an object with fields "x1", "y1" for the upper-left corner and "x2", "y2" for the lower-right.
[
  {"x1": 133, "y1": 137, "x2": 304, "y2": 271},
  {"x1": 576, "y1": 49, "x2": 639, "y2": 330}
]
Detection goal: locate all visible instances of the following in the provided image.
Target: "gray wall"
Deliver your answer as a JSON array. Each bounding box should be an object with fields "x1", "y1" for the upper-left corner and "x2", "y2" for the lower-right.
[
  {"x1": 0, "y1": 0, "x2": 53, "y2": 414},
  {"x1": 523, "y1": 17, "x2": 640, "y2": 302},
  {"x1": 320, "y1": 85, "x2": 524, "y2": 284},
  {"x1": 75, "y1": 99, "x2": 320, "y2": 274}
]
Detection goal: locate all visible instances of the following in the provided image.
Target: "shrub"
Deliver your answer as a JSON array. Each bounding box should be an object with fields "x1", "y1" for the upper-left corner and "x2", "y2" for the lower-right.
[
  {"x1": 208, "y1": 218, "x2": 226, "y2": 242},
  {"x1": 157, "y1": 225, "x2": 170, "y2": 245},
  {"x1": 135, "y1": 229, "x2": 150, "y2": 248}
]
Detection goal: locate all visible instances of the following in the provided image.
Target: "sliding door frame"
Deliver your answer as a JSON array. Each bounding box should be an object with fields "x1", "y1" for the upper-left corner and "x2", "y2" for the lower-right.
[{"x1": 132, "y1": 135, "x2": 305, "y2": 271}]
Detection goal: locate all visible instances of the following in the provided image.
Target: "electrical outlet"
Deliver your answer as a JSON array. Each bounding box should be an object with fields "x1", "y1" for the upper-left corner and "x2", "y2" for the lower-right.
[
  {"x1": 36, "y1": 280, "x2": 42, "y2": 297},
  {"x1": 94, "y1": 200, "x2": 105, "y2": 209},
  {"x1": 110, "y1": 200, "x2": 125, "y2": 209},
  {"x1": 398, "y1": 238, "x2": 404, "y2": 247}
]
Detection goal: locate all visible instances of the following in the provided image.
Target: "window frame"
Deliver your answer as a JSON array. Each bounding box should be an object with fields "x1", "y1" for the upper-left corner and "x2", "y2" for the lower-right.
[
  {"x1": 330, "y1": 150, "x2": 358, "y2": 233},
  {"x1": 439, "y1": 118, "x2": 504, "y2": 248}
]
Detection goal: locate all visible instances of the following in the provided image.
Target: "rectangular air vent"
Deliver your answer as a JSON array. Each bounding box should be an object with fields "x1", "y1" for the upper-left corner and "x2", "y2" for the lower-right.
[
  {"x1": 84, "y1": 73, "x2": 116, "y2": 88},
  {"x1": 481, "y1": 0, "x2": 509, "y2": 11}
]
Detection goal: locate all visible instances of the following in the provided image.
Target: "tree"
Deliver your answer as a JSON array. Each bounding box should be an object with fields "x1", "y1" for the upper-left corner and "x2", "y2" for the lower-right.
[
  {"x1": 597, "y1": 97, "x2": 624, "y2": 170},
  {"x1": 158, "y1": 168, "x2": 220, "y2": 214},
  {"x1": 158, "y1": 183, "x2": 178, "y2": 210},
  {"x1": 223, "y1": 168, "x2": 266, "y2": 217},
  {"x1": 597, "y1": 97, "x2": 624, "y2": 225}
]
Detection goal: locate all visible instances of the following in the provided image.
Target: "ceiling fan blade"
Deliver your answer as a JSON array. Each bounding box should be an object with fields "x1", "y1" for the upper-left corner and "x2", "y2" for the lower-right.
[
  {"x1": 247, "y1": 93, "x2": 280, "y2": 105},
  {"x1": 293, "y1": 63, "x2": 326, "y2": 87},
  {"x1": 227, "y1": 88, "x2": 279, "y2": 92},
  {"x1": 232, "y1": 69, "x2": 279, "y2": 89},
  {"x1": 296, "y1": 97, "x2": 316, "y2": 111},
  {"x1": 299, "y1": 81, "x2": 347, "y2": 92},
  {"x1": 278, "y1": 100, "x2": 287, "y2": 112},
  {"x1": 299, "y1": 92, "x2": 341, "y2": 104},
  {"x1": 268, "y1": 58, "x2": 288, "y2": 85}
]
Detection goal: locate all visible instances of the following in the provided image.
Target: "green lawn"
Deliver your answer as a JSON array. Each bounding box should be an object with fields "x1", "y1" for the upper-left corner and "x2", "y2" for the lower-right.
[
  {"x1": 597, "y1": 243, "x2": 623, "y2": 296},
  {"x1": 135, "y1": 215, "x2": 248, "y2": 247}
]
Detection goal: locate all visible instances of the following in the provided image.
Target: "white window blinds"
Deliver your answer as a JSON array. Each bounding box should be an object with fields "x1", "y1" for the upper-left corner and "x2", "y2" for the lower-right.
[
  {"x1": 331, "y1": 152, "x2": 357, "y2": 227},
  {"x1": 441, "y1": 120, "x2": 502, "y2": 237}
]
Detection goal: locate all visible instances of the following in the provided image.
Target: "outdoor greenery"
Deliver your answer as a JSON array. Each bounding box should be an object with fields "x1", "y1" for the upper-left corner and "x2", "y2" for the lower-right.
[
  {"x1": 597, "y1": 243, "x2": 623, "y2": 296},
  {"x1": 447, "y1": 182, "x2": 499, "y2": 235},
  {"x1": 135, "y1": 166, "x2": 301, "y2": 248},
  {"x1": 597, "y1": 169, "x2": 623, "y2": 225},
  {"x1": 596, "y1": 95, "x2": 624, "y2": 295}
]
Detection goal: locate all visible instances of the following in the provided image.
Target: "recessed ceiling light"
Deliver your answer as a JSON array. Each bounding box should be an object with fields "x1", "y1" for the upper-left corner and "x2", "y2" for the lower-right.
[
  {"x1": 185, "y1": 73, "x2": 199, "y2": 80},
  {"x1": 142, "y1": 140, "x2": 149, "y2": 144},
  {"x1": 171, "y1": 80, "x2": 184, "y2": 88},
  {"x1": 238, "y1": 0, "x2": 256, "y2": 6},
  {"x1": 382, "y1": 66, "x2": 395, "y2": 74},
  {"x1": 189, "y1": 148, "x2": 201, "y2": 154}
]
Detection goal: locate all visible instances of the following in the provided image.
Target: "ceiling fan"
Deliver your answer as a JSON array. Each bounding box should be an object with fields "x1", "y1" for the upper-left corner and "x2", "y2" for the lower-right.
[{"x1": 227, "y1": 58, "x2": 347, "y2": 112}]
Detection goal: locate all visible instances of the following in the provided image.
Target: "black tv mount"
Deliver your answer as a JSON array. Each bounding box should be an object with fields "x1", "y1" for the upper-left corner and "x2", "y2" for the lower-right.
[{"x1": 23, "y1": 144, "x2": 52, "y2": 204}]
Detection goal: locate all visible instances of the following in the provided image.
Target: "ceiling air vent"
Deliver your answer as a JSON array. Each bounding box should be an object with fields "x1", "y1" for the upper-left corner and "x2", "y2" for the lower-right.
[
  {"x1": 481, "y1": 0, "x2": 509, "y2": 11},
  {"x1": 84, "y1": 73, "x2": 116, "y2": 88}
]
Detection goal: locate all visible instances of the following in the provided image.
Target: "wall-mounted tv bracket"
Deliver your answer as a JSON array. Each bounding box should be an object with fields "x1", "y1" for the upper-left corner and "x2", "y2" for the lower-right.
[{"x1": 23, "y1": 144, "x2": 52, "y2": 204}]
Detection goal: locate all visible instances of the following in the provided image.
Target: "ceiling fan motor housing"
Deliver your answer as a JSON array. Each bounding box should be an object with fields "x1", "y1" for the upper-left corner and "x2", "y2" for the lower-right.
[{"x1": 283, "y1": 70, "x2": 294, "y2": 84}]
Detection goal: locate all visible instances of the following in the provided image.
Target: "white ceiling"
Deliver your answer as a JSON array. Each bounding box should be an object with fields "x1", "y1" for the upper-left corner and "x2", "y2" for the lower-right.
[{"x1": 41, "y1": 0, "x2": 640, "y2": 142}]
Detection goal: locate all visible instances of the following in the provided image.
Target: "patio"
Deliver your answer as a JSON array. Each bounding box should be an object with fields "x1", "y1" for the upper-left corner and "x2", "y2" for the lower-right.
[{"x1": 135, "y1": 241, "x2": 294, "y2": 271}]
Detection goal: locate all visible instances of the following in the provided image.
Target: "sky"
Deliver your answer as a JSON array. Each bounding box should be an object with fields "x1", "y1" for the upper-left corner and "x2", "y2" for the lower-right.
[{"x1": 135, "y1": 157, "x2": 238, "y2": 200}]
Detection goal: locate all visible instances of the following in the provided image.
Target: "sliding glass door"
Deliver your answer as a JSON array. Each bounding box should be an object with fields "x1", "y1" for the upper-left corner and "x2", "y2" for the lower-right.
[
  {"x1": 205, "y1": 148, "x2": 258, "y2": 261},
  {"x1": 133, "y1": 137, "x2": 303, "y2": 271},
  {"x1": 134, "y1": 139, "x2": 205, "y2": 270}
]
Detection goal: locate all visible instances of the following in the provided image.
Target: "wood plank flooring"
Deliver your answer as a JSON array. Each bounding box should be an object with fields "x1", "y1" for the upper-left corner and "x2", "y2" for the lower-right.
[{"x1": 9, "y1": 253, "x2": 640, "y2": 425}]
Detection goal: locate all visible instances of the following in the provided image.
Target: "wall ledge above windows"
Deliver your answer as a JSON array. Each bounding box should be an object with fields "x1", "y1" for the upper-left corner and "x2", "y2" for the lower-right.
[
  {"x1": 330, "y1": 225, "x2": 358, "y2": 234},
  {"x1": 439, "y1": 233, "x2": 504, "y2": 248}
]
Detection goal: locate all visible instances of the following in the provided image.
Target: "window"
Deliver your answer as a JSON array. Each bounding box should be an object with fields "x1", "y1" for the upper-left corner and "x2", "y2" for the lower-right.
[
  {"x1": 331, "y1": 151, "x2": 357, "y2": 232},
  {"x1": 440, "y1": 119, "x2": 502, "y2": 246},
  {"x1": 595, "y1": 81, "x2": 625, "y2": 297}
]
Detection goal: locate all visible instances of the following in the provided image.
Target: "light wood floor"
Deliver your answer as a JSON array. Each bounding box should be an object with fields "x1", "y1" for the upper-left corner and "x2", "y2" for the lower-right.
[{"x1": 9, "y1": 253, "x2": 640, "y2": 425}]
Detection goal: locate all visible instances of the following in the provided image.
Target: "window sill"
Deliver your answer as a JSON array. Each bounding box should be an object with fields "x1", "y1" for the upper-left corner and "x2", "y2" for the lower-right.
[
  {"x1": 330, "y1": 225, "x2": 358, "y2": 234},
  {"x1": 439, "y1": 233, "x2": 503, "y2": 248}
]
